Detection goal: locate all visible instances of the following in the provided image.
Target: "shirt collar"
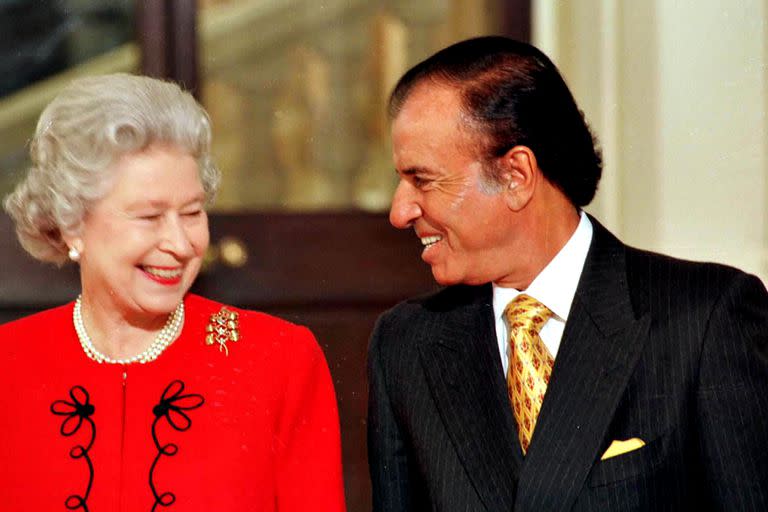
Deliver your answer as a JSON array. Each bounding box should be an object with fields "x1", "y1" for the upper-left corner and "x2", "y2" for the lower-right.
[{"x1": 493, "y1": 211, "x2": 593, "y2": 322}]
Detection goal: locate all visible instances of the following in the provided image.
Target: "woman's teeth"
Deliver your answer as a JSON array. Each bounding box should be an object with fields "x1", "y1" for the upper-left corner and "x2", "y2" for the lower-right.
[{"x1": 143, "y1": 266, "x2": 182, "y2": 278}]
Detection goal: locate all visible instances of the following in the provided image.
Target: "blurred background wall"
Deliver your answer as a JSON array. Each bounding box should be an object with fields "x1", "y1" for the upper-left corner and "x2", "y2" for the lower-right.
[
  {"x1": 2, "y1": 1, "x2": 764, "y2": 283},
  {"x1": 0, "y1": 0, "x2": 768, "y2": 280},
  {"x1": 533, "y1": 0, "x2": 768, "y2": 283}
]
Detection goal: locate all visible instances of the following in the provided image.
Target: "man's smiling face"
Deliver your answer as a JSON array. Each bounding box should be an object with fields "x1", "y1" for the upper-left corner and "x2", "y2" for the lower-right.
[{"x1": 389, "y1": 82, "x2": 519, "y2": 286}]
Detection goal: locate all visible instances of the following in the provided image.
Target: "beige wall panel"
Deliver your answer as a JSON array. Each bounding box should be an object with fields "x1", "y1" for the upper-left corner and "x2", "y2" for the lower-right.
[{"x1": 534, "y1": 0, "x2": 768, "y2": 281}]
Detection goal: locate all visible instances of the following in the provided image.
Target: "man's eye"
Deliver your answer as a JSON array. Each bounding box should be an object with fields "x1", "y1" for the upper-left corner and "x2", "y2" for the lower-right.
[
  {"x1": 412, "y1": 176, "x2": 428, "y2": 187},
  {"x1": 138, "y1": 214, "x2": 161, "y2": 221},
  {"x1": 182, "y1": 210, "x2": 203, "y2": 217}
]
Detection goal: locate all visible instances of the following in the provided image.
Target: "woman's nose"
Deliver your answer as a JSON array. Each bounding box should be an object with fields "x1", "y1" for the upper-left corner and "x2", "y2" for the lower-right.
[{"x1": 160, "y1": 214, "x2": 195, "y2": 258}]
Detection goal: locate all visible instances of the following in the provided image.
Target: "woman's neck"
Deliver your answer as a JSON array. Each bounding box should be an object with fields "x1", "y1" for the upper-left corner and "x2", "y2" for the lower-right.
[{"x1": 78, "y1": 295, "x2": 171, "y2": 360}]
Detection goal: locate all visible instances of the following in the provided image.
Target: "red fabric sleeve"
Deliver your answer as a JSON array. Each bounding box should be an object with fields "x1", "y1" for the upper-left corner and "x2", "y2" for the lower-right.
[{"x1": 275, "y1": 326, "x2": 347, "y2": 511}]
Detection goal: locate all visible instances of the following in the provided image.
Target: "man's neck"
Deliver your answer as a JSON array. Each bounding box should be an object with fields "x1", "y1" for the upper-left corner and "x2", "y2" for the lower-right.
[{"x1": 494, "y1": 203, "x2": 580, "y2": 289}]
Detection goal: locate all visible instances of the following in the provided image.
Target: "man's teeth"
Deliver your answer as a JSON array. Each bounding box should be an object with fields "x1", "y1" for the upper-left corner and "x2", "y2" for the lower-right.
[
  {"x1": 420, "y1": 235, "x2": 442, "y2": 248},
  {"x1": 144, "y1": 267, "x2": 182, "y2": 278}
]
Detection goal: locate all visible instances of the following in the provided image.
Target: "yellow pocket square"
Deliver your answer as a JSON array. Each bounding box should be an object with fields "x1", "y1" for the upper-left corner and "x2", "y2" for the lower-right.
[{"x1": 600, "y1": 438, "x2": 646, "y2": 460}]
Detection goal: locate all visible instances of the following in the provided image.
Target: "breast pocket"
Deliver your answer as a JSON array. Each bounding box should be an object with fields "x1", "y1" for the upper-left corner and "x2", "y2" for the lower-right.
[{"x1": 587, "y1": 429, "x2": 672, "y2": 487}]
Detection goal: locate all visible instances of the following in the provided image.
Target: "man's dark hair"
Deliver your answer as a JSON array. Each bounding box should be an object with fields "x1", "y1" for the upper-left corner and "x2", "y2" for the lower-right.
[{"x1": 389, "y1": 36, "x2": 602, "y2": 207}]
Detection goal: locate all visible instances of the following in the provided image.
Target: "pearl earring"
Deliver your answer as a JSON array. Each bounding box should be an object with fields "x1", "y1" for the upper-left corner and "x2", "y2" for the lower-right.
[{"x1": 68, "y1": 247, "x2": 80, "y2": 262}]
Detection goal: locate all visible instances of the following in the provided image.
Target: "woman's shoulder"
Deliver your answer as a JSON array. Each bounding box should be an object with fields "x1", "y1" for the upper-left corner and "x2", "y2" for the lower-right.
[
  {"x1": 0, "y1": 302, "x2": 73, "y2": 336},
  {"x1": 183, "y1": 294, "x2": 321, "y2": 359},
  {"x1": 184, "y1": 293, "x2": 306, "y2": 332},
  {"x1": 0, "y1": 303, "x2": 75, "y2": 363}
]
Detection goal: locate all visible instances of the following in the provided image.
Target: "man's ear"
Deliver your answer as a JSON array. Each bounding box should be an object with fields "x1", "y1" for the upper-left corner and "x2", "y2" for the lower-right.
[{"x1": 499, "y1": 145, "x2": 538, "y2": 211}]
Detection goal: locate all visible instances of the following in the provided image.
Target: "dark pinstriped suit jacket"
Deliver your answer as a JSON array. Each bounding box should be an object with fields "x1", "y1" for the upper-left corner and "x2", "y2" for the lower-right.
[{"x1": 368, "y1": 218, "x2": 768, "y2": 511}]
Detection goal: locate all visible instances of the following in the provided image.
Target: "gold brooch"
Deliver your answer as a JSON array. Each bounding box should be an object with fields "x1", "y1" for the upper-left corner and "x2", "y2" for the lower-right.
[{"x1": 205, "y1": 307, "x2": 240, "y2": 355}]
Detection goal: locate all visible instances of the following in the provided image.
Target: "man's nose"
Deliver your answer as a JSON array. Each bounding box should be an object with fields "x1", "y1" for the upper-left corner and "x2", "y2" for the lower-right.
[{"x1": 389, "y1": 181, "x2": 421, "y2": 229}]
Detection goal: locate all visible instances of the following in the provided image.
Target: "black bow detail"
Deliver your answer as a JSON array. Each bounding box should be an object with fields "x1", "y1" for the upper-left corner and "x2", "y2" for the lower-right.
[
  {"x1": 50, "y1": 386, "x2": 96, "y2": 511},
  {"x1": 51, "y1": 385, "x2": 95, "y2": 438},
  {"x1": 150, "y1": 380, "x2": 204, "y2": 510},
  {"x1": 152, "y1": 379, "x2": 204, "y2": 431}
]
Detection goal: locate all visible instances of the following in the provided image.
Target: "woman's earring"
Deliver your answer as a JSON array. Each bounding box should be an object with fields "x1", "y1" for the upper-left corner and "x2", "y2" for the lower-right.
[{"x1": 68, "y1": 247, "x2": 80, "y2": 262}]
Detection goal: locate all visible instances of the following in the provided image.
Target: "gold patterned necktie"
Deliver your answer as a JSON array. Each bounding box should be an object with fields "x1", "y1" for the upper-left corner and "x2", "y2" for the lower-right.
[{"x1": 505, "y1": 294, "x2": 554, "y2": 454}]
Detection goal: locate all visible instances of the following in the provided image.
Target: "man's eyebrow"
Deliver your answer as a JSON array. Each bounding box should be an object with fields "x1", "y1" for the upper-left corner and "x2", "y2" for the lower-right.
[{"x1": 397, "y1": 166, "x2": 432, "y2": 176}]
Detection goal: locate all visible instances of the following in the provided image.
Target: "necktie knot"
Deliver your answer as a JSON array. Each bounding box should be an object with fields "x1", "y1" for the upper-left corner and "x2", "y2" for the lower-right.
[{"x1": 504, "y1": 294, "x2": 552, "y2": 335}]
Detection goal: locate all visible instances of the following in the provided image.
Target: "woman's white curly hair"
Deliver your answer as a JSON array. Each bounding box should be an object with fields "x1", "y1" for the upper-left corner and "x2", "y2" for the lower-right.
[{"x1": 4, "y1": 73, "x2": 220, "y2": 265}]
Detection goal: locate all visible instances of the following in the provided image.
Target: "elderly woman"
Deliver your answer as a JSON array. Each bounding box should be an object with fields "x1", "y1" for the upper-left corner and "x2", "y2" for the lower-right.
[{"x1": 0, "y1": 74, "x2": 346, "y2": 511}]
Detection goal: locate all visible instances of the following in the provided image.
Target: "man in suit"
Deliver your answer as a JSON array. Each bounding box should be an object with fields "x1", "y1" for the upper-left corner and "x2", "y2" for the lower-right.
[{"x1": 367, "y1": 36, "x2": 768, "y2": 511}]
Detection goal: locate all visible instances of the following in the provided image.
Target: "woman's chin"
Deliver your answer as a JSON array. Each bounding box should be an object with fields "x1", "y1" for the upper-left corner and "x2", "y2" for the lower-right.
[{"x1": 131, "y1": 292, "x2": 187, "y2": 318}]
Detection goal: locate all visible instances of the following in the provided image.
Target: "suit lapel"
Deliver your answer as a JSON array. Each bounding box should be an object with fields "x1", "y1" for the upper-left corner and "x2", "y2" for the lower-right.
[
  {"x1": 419, "y1": 285, "x2": 521, "y2": 510},
  {"x1": 516, "y1": 219, "x2": 651, "y2": 511}
]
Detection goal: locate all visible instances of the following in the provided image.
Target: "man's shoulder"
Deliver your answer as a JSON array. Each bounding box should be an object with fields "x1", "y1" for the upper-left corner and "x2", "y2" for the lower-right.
[
  {"x1": 591, "y1": 215, "x2": 751, "y2": 286},
  {"x1": 380, "y1": 284, "x2": 488, "y2": 321},
  {"x1": 617, "y1": 242, "x2": 767, "y2": 321},
  {"x1": 369, "y1": 285, "x2": 486, "y2": 371},
  {"x1": 624, "y1": 243, "x2": 754, "y2": 288},
  {"x1": 371, "y1": 284, "x2": 488, "y2": 351}
]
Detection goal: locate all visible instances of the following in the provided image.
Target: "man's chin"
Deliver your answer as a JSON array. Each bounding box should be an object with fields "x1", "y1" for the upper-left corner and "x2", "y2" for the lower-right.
[
  {"x1": 430, "y1": 267, "x2": 461, "y2": 287},
  {"x1": 431, "y1": 268, "x2": 495, "y2": 288}
]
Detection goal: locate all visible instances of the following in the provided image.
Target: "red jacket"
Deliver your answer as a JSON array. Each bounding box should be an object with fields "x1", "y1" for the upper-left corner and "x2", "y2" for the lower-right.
[{"x1": 0, "y1": 294, "x2": 346, "y2": 511}]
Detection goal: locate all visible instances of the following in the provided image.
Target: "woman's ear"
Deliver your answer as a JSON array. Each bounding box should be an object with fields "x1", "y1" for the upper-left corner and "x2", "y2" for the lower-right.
[
  {"x1": 499, "y1": 145, "x2": 538, "y2": 211},
  {"x1": 61, "y1": 229, "x2": 84, "y2": 261}
]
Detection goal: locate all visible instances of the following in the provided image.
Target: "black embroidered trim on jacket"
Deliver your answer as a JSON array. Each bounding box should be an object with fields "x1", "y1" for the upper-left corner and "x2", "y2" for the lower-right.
[
  {"x1": 149, "y1": 380, "x2": 204, "y2": 510},
  {"x1": 51, "y1": 386, "x2": 96, "y2": 512}
]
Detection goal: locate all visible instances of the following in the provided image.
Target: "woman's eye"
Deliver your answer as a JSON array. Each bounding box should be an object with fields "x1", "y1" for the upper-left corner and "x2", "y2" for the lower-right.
[
  {"x1": 139, "y1": 214, "x2": 161, "y2": 221},
  {"x1": 182, "y1": 210, "x2": 203, "y2": 217}
]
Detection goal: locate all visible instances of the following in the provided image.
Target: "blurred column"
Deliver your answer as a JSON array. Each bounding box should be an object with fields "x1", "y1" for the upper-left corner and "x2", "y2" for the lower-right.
[
  {"x1": 136, "y1": 0, "x2": 199, "y2": 96},
  {"x1": 354, "y1": 11, "x2": 408, "y2": 211}
]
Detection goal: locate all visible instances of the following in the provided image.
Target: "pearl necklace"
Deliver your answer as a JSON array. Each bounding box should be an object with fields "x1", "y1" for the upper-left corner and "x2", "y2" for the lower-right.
[{"x1": 73, "y1": 296, "x2": 184, "y2": 364}]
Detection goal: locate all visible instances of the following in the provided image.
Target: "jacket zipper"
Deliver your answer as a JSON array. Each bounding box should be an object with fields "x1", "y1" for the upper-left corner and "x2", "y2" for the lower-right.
[{"x1": 119, "y1": 370, "x2": 128, "y2": 511}]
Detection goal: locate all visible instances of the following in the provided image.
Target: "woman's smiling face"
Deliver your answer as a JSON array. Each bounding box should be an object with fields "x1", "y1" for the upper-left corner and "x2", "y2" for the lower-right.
[{"x1": 68, "y1": 143, "x2": 209, "y2": 321}]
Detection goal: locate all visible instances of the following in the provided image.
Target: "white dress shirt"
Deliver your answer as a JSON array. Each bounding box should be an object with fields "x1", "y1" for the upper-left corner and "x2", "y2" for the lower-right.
[{"x1": 492, "y1": 211, "x2": 593, "y2": 375}]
